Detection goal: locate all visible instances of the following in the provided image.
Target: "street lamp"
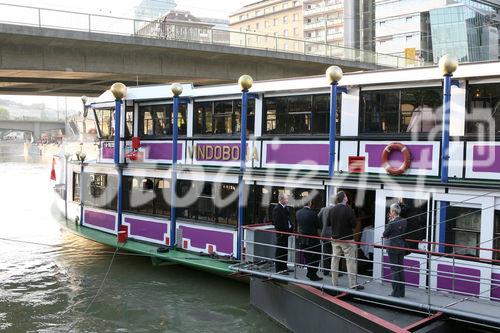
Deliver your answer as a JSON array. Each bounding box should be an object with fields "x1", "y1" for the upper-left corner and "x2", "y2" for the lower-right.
[{"x1": 81, "y1": 95, "x2": 88, "y2": 136}]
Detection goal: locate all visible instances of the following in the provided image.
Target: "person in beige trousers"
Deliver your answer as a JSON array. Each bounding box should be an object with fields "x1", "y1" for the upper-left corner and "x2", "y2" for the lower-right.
[{"x1": 326, "y1": 191, "x2": 364, "y2": 290}]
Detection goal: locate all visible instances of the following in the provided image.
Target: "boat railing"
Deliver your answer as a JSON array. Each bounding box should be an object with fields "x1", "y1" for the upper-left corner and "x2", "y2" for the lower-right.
[{"x1": 233, "y1": 224, "x2": 500, "y2": 326}]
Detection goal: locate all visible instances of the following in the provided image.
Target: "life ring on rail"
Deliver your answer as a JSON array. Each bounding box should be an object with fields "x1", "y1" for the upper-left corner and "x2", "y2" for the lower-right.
[{"x1": 381, "y1": 142, "x2": 411, "y2": 176}]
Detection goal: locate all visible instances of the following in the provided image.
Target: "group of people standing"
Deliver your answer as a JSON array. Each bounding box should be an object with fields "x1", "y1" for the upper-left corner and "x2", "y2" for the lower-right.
[{"x1": 272, "y1": 191, "x2": 408, "y2": 297}]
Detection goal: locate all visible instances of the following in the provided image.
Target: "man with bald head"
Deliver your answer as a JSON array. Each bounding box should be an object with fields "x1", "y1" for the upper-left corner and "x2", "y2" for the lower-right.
[{"x1": 272, "y1": 193, "x2": 293, "y2": 274}]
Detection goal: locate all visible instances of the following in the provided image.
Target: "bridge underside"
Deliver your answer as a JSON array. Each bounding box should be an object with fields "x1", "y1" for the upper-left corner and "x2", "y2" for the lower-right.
[{"x1": 0, "y1": 23, "x2": 380, "y2": 96}]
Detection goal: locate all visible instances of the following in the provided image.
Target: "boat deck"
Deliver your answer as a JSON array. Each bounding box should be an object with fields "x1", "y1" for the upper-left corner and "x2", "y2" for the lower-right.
[
  {"x1": 233, "y1": 261, "x2": 500, "y2": 329},
  {"x1": 61, "y1": 220, "x2": 235, "y2": 276}
]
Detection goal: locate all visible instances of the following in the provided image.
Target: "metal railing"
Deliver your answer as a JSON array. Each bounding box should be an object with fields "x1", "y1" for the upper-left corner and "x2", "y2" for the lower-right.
[
  {"x1": 0, "y1": 2, "x2": 430, "y2": 69},
  {"x1": 234, "y1": 224, "x2": 500, "y2": 326}
]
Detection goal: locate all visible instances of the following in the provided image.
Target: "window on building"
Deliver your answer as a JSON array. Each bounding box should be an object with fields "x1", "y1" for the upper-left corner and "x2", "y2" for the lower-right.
[
  {"x1": 194, "y1": 99, "x2": 255, "y2": 136},
  {"x1": 263, "y1": 94, "x2": 341, "y2": 135},
  {"x1": 283, "y1": 16, "x2": 288, "y2": 24},
  {"x1": 138, "y1": 103, "x2": 187, "y2": 138},
  {"x1": 293, "y1": 13, "x2": 298, "y2": 22},
  {"x1": 359, "y1": 87, "x2": 442, "y2": 134},
  {"x1": 73, "y1": 172, "x2": 80, "y2": 202},
  {"x1": 274, "y1": 18, "x2": 278, "y2": 26},
  {"x1": 82, "y1": 173, "x2": 117, "y2": 210},
  {"x1": 283, "y1": 29, "x2": 288, "y2": 37},
  {"x1": 264, "y1": 20, "x2": 269, "y2": 28},
  {"x1": 466, "y1": 83, "x2": 500, "y2": 138},
  {"x1": 255, "y1": 22, "x2": 260, "y2": 29},
  {"x1": 293, "y1": 27, "x2": 298, "y2": 36},
  {"x1": 445, "y1": 205, "x2": 481, "y2": 257},
  {"x1": 239, "y1": 15, "x2": 243, "y2": 20}
]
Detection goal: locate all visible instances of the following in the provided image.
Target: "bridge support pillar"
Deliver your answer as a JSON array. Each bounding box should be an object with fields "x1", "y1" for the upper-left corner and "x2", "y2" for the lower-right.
[{"x1": 33, "y1": 122, "x2": 41, "y2": 139}]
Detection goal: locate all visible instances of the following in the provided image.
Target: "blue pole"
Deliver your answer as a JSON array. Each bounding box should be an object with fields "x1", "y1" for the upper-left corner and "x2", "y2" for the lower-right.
[
  {"x1": 114, "y1": 98, "x2": 123, "y2": 229},
  {"x1": 439, "y1": 74, "x2": 452, "y2": 252},
  {"x1": 328, "y1": 82, "x2": 338, "y2": 178},
  {"x1": 237, "y1": 89, "x2": 248, "y2": 260},
  {"x1": 170, "y1": 96, "x2": 179, "y2": 249}
]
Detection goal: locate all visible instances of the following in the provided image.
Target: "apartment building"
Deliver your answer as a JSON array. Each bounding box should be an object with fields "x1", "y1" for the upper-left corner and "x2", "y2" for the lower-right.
[{"x1": 229, "y1": 0, "x2": 304, "y2": 52}]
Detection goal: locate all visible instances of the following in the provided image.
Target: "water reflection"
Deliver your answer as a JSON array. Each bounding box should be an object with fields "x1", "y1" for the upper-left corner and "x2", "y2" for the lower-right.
[{"x1": 0, "y1": 160, "x2": 285, "y2": 333}]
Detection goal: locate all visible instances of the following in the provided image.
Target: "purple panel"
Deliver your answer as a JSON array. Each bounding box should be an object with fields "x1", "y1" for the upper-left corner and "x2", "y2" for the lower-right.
[
  {"x1": 436, "y1": 264, "x2": 481, "y2": 295},
  {"x1": 102, "y1": 147, "x2": 114, "y2": 159},
  {"x1": 142, "y1": 142, "x2": 182, "y2": 160},
  {"x1": 382, "y1": 255, "x2": 420, "y2": 286},
  {"x1": 179, "y1": 225, "x2": 234, "y2": 254},
  {"x1": 266, "y1": 143, "x2": 329, "y2": 165},
  {"x1": 472, "y1": 145, "x2": 500, "y2": 173},
  {"x1": 365, "y1": 144, "x2": 434, "y2": 170},
  {"x1": 196, "y1": 143, "x2": 242, "y2": 162},
  {"x1": 491, "y1": 272, "x2": 500, "y2": 301},
  {"x1": 124, "y1": 216, "x2": 168, "y2": 242},
  {"x1": 84, "y1": 209, "x2": 116, "y2": 231}
]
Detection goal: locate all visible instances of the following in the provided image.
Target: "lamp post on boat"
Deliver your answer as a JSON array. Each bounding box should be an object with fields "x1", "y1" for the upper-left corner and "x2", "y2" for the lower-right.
[
  {"x1": 170, "y1": 83, "x2": 183, "y2": 249},
  {"x1": 237, "y1": 74, "x2": 253, "y2": 260},
  {"x1": 438, "y1": 54, "x2": 458, "y2": 251},
  {"x1": 110, "y1": 82, "x2": 127, "y2": 231},
  {"x1": 326, "y1": 65, "x2": 343, "y2": 198},
  {"x1": 76, "y1": 151, "x2": 86, "y2": 226}
]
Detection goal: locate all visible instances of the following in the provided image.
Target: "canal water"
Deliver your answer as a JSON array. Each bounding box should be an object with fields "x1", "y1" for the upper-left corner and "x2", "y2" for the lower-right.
[{"x1": 0, "y1": 155, "x2": 285, "y2": 332}]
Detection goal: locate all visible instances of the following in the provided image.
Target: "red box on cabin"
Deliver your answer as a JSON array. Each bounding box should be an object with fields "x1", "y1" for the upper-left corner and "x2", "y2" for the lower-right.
[
  {"x1": 348, "y1": 156, "x2": 365, "y2": 173},
  {"x1": 117, "y1": 225, "x2": 128, "y2": 243}
]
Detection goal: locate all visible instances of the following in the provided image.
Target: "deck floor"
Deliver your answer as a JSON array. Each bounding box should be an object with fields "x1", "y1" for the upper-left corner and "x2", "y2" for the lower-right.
[{"x1": 235, "y1": 261, "x2": 500, "y2": 326}]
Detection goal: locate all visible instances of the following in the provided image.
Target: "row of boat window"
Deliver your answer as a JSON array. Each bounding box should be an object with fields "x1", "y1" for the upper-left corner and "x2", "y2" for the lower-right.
[
  {"x1": 93, "y1": 83, "x2": 500, "y2": 139},
  {"x1": 73, "y1": 172, "x2": 500, "y2": 261}
]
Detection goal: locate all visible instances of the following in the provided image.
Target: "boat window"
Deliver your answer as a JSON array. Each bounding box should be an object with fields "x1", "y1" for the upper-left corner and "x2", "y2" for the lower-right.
[
  {"x1": 263, "y1": 94, "x2": 340, "y2": 135},
  {"x1": 72, "y1": 172, "x2": 80, "y2": 203},
  {"x1": 466, "y1": 83, "x2": 500, "y2": 139},
  {"x1": 359, "y1": 87, "x2": 442, "y2": 134},
  {"x1": 94, "y1": 108, "x2": 114, "y2": 139},
  {"x1": 444, "y1": 205, "x2": 481, "y2": 257},
  {"x1": 176, "y1": 180, "x2": 238, "y2": 226},
  {"x1": 194, "y1": 99, "x2": 255, "y2": 136},
  {"x1": 138, "y1": 103, "x2": 186, "y2": 139},
  {"x1": 247, "y1": 185, "x2": 325, "y2": 225},
  {"x1": 125, "y1": 106, "x2": 134, "y2": 139},
  {"x1": 82, "y1": 173, "x2": 117, "y2": 210},
  {"x1": 494, "y1": 210, "x2": 500, "y2": 263}
]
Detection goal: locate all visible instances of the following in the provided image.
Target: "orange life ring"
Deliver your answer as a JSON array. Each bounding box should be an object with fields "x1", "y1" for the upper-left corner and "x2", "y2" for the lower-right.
[{"x1": 381, "y1": 142, "x2": 411, "y2": 176}]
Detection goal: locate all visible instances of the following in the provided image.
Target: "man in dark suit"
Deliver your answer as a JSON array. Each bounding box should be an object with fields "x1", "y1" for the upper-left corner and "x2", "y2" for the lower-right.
[
  {"x1": 272, "y1": 193, "x2": 293, "y2": 274},
  {"x1": 383, "y1": 203, "x2": 408, "y2": 298},
  {"x1": 297, "y1": 202, "x2": 323, "y2": 281},
  {"x1": 327, "y1": 191, "x2": 364, "y2": 290}
]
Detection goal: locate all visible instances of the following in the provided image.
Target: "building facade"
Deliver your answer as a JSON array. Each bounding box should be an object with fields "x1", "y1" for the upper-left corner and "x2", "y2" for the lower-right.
[
  {"x1": 229, "y1": 0, "x2": 304, "y2": 52},
  {"x1": 375, "y1": 0, "x2": 499, "y2": 63}
]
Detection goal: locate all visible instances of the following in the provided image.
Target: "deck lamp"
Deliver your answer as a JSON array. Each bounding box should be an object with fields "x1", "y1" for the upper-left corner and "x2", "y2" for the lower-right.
[
  {"x1": 236, "y1": 74, "x2": 253, "y2": 260},
  {"x1": 326, "y1": 65, "x2": 342, "y2": 178},
  {"x1": 110, "y1": 82, "x2": 127, "y2": 231},
  {"x1": 170, "y1": 83, "x2": 183, "y2": 249},
  {"x1": 438, "y1": 55, "x2": 458, "y2": 252},
  {"x1": 81, "y1": 95, "x2": 89, "y2": 117}
]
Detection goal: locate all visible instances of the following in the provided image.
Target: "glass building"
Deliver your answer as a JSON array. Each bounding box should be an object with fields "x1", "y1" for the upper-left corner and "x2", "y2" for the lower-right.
[
  {"x1": 430, "y1": 3, "x2": 499, "y2": 63},
  {"x1": 134, "y1": 0, "x2": 177, "y2": 21}
]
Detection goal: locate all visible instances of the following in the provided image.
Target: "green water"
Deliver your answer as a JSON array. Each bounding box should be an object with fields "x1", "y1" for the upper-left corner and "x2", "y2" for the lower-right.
[{"x1": 0, "y1": 160, "x2": 286, "y2": 332}]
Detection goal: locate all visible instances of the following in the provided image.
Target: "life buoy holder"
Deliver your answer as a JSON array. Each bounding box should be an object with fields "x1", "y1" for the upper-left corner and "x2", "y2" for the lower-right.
[{"x1": 381, "y1": 142, "x2": 411, "y2": 176}]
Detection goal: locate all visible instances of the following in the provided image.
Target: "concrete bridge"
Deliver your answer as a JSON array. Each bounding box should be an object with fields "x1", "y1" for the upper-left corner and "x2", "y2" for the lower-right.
[
  {"x1": 0, "y1": 119, "x2": 65, "y2": 138},
  {"x1": 0, "y1": 4, "x2": 413, "y2": 96}
]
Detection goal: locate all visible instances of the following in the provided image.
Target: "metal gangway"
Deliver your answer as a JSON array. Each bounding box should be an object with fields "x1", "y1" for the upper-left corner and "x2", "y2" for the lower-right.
[{"x1": 231, "y1": 224, "x2": 500, "y2": 331}]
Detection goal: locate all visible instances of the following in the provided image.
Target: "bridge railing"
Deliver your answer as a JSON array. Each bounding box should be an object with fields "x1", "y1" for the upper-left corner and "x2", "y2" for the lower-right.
[{"x1": 0, "y1": 2, "x2": 429, "y2": 69}]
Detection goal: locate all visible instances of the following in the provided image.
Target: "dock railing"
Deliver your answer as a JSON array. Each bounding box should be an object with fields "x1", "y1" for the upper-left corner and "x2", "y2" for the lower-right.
[
  {"x1": 0, "y1": 2, "x2": 429, "y2": 69},
  {"x1": 234, "y1": 223, "x2": 500, "y2": 326}
]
